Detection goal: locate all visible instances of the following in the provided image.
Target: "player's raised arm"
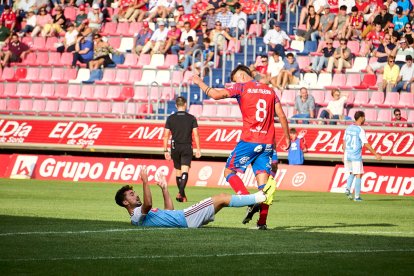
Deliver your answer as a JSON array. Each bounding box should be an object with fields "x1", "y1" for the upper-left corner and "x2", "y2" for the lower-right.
[
  {"x1": 140, "y1": 167, "x2": 152, "y2": 214},
  {"x1": 156, "y1": 172, "x2": 174, "y2": 210},
  {"x1": 192, "y1": 75, "x2": 230, "y2": 100}
]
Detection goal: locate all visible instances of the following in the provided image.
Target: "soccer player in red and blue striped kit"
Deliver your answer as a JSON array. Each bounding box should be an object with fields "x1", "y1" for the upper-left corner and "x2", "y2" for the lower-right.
[{"x1": 193, "y1": 65, "x2": 290, "y2": 229}]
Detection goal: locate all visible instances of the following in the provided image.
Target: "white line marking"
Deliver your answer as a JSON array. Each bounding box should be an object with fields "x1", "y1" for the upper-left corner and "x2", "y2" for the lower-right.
[
  {"x1": 0, "y1": 228, "x2": 413, "y2": 236},
  {"x1": 1, "y1": 249, "x2": 413, "y2": 262}
]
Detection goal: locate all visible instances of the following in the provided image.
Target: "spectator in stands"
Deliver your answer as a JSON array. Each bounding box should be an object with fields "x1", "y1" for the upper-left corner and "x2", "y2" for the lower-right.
[
  {"x1": 141, "y1": 21, "x2": 169, "y2": 55},
  {"x1": 268, "y1": 51, "x2": 285, "y2": 88},
  {"x1": 315, "y1": 5, "x2": 335, "y2": 41},
  {"x1": 318, "y1": 89, "x2": 349, "y2": 125},
  {"x1": 275, "y1": 53, "x2": 300, "y2": 91},
  {"x1": 74, "y1": 4, "x2": 88, "y2": 27},
  {"x1": 88, "y1": 4, "x2": 103, "y2": 32},
  {"x1": 381, "y1": 55, "x2": 400, "y2": 92},
  {"x1": 366, "y1": 33, "x2": 397, "y2": 74},
  {"x1": 0, "y1": 5, "x2": 17, "y2": 32},
  {"x1": 249, "y1": 54, "x2": 270, "y2": 84},
  {"x1": 326, "y1": 38, "x2": 352, "y2": 73},
  {"x1": 296, "y1": 0, "x2": 327, "y2": 25},
  {"x1": 194, "y1": 37, "x2": 214, "y2": 73},
  {"x1": 205, "y1": 4, "x2": 216, "y2": 31},
  {"x1": 57, "y1": 22, "x2": 78, "y2": 53},
  {"x1": 196, "y1": 20, "x2": 209, "y2": 44},
  {"x1": 311, "y1": 39, "x2": 335, "y2": 74},
  {"x1": 396, "y1": 0, "x2": 412, "y2": 16},
  {"x1": 296, "y1": 5, "x2": 320, "y2": 41},
  {"x1": 287, "y1": 128, "x2": 307, "y2": 165},
  {"x1": 182, "y1": 0, "x2": 195, "y2": 14},
  {"x1": 72, "y1": 34, "x2": 94, "y2": 68},
  {"x1": 31, "y1": 7, "x2": 52, "y2": 37},
  {"x1": 145, "y1": 0, "x2": 176, "y2": 23},
  {"x1": 263, "y1": 21, "x2": 290, "y2": 58},
  {"x1": 14, "y1": 0, "x2": 36, "y2": 24},
  {"x1": 215, "y1": 3, "x2": 233, "y2": 29},
  {"x1": 328, "y1": 5, "x2": 348, "y2": 40},
  {"x1": 209, "y1": 20, "x2": 234, "y2": 51},
  {"x1": 361, "y1": 22, "x2": 385, "y2": 57},
  {"x1": 0, "y1": 21, "x2": 11, "y2": 47},
  {"x1": 89, "y1": 34, "x2": 119, "y2": 70},
  {"x1": 393, "y1": 6, "x2": 409, "y2": 34},
  {"x1": 344, "y1": 6, "x2": 363, "y2": 40},
  {"x1": 41, "y1": 5, "x2": 66, "y2": 37},
  {"x1": 0, "y1": 33, "x2": 32, "y2": 68},
  {"x1": 209, "y1": 0, "x2": 221, "y2": 10},
  {"x1": 290, "y1": 87, "x2": 315, "y2": 124},
  {"x1": 361, "y1": 4, "x2": 392, "y2": 40},
  {"x1": 18, "y1": 8, "x2": 36, "y2": 37},
  {"x1": 115, "y1": 0, "x2": 142, "y2": 22},
  {"x1": 77, "y1": 19, "x2": 93, "y2": 40},
  {"x1": 192, "y1": 0, "x2": 209, "y2": 17},
  {"x1": 389, "y1": 108, "x2": 410, "y2": 127},
  {"x1": 171, "y1": 21, "x2": 196, "y2": 55},
  {"x1": 395, "y1": 37, "x2": 414, "y2": 66},
  {"x1": 402, "y1": 23, "x2": 414, "y2": 45},
  {"x1": 161, "y1": 21, "x2": 181, "y2": 54},
  {"x1": 180, "y1": 5, "x2": 202, "y2": 30},
  {"x1": 386, "y1": 0, "x2": 399, "y2": 15},
  {"x1": 393, "y1": 54, "x2": 414, "y2": 92},
  {"x1": 134, "y1": 0, "x2": 150, "y2": 22},
  {"x1": 132, "y1": 20, "x2": 153, "y2": 55},
  {"x1": 228, "y1": 3, "x2": 246, "y2": 38},
  {"x1": 176, "y1": 36, "x2": 201, "y2": 70}
]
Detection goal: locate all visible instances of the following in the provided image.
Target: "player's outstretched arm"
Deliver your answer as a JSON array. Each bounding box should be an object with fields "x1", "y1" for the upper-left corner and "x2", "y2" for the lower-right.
[
  {"x1": 192, "y1": 75, "x2": 230, "y2": 100},
  {"x1": 157, "y1": 172, "x2": 174, "y2": 210},
  {"x1": 140, "y1": 167, "x2": 153, "y2": 214}
]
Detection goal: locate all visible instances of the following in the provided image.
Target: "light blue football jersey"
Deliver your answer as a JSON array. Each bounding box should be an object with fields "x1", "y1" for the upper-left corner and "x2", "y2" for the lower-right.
[
  {"x1": 131, "y1": 207, "x2": 188, "y2": 228},
  {"x1": 344, "y1": 124, "x2": 368, "y2": 161}
]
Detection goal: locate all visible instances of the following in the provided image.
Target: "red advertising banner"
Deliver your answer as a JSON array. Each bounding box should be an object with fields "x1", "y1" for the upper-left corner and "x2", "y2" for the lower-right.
[
  {"x1": 1, "y1": 117, "x2": 414, "y2": 162},
  {"x1": 330, "y1": 165, "x2": 414, "y2": 196},
  {"x1": 1, "y1": 154, "x2": 412, "y2": 196}
]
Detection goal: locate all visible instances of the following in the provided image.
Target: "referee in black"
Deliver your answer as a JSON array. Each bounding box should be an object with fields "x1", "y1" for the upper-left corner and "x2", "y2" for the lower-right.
[{"x1": 163, "y1": 96, "x2": 201, "y2": 202}]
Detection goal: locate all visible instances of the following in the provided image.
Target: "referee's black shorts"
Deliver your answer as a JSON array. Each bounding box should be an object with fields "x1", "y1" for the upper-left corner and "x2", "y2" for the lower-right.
[{"x1": 171, "y1": 144, "x2": 193, "y2": 169}]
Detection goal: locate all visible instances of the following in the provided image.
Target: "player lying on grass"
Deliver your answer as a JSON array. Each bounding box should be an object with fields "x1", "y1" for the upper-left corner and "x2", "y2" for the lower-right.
[{"x1": 115, "y1": 167, "x2": 276, "y2": 228}]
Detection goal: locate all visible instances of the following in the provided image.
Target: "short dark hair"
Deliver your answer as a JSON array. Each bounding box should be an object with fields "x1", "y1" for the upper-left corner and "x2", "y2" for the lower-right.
[
  {"x1": 176, "y1": 96, "x2": 187, "y2": 107},
  {"x1": 187, "y1": 36, "x2": 194, "y2": 42},
  {"x1": 234, "y1": 3, "x2": 241, "y2": 9},
  {"x1": 394, "y1": 108, "x2": 401, "y2": 115},
  {"x1": 115, "y1": 185, "x2": 133, "y2": 207},
  {"x1": 286, "y1": 53, "x2": 294, "y2": 58},
  {"x1": 289, "y1": 128, "x2": 297, "y2": 134},
  {"x1": 340, "y1": 5, "x2": 347, "y2": 11},
  {"x1": 230, "y1": 65, "x2": 252, "y2": 82},
  {"x1": 351, "y1": 6, "x2": 358, "y2": 12},
  {"x1": 354, "y1": 111, "x2": 365, "y2": 121},
  {"x1": 203, "y1": 37, "x2": 210, "y2": 44}
]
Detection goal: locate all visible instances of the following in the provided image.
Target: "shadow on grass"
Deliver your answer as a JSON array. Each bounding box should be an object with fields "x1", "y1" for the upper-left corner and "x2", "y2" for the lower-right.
[{"x1": 272, "y1": 222, "x2": 396, "y2": 231}]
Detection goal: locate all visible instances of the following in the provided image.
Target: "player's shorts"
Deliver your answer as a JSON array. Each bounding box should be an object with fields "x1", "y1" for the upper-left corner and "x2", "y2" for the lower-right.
[
  {"x1": 344, "y1": 160, "x2": 364, "y2": 175},
  {"x1": 171, "y1": 143, "x2": 193, "y2": 169},
  {"x1": 271, "y1": 149, "x2": 278, "y2": 164},
  {"x1": 226, "y1": 140, "x2": 273, "y2": 175},
  {"x1": 183, "y1": 197, "x2": 215, "y2": 228}
]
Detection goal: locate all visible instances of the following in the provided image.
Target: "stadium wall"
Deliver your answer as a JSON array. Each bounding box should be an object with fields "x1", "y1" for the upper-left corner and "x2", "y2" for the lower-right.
[
  {"x1": 1, "y1": 116, "x2": 414, "y2": 164},
  {"x1": 1, "y1": 154, "x2": 413, "y2": 197}
]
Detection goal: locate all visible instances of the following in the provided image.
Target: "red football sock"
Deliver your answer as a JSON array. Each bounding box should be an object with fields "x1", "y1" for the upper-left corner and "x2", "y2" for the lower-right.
[
  {"x1": 257, "y1": 204, "x2": 269, "y2": 226},
  {"x1": 226, "y1": 174, "x2": 249, "y2": 195}
]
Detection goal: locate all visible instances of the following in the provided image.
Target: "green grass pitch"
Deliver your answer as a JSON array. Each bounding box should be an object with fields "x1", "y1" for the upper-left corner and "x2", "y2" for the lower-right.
[{"x1": 0, "y1": 178, "x2": 413, "y2": 275}]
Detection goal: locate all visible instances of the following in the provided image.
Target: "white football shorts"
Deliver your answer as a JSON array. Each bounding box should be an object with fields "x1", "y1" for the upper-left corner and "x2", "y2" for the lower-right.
[
  {"x1": 345, "y1": 160, "x2": 364, "y2": 175},
  {"x1": 183, "y1": 197, "x2": 215, "y2": 228}
]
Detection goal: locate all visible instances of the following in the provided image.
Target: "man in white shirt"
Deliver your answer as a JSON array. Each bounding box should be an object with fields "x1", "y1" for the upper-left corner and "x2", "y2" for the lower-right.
[
  {"x1": 393, "y1": 54, "x2": 414, "y2": 92},
  {"x1": 263, "y1": 22, "x2": 290, "y2": 58},
  {"x1": 141, "y1": 21, "x2": 169, "y2": 54},
  {"x1": 268, "y1": 51, "x2": 285, "y2": 87},
  {"x1": 171, "y1": 21, "x2": 197, "y2": 55},
  {"x1": 228, "y1": 3, "x2": 246, "y2": 38}
]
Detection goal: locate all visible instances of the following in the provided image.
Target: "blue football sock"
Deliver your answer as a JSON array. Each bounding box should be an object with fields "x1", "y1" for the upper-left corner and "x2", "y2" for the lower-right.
[
  {"x1": 354, "y1": 177, "x2": 362, "y2": 198},
  {"x1": 229, "y1": 193, "x2": 263, "y2": 207},
  {"x1": 346, "y1": 174, "x2": 355, "y2": 191}
]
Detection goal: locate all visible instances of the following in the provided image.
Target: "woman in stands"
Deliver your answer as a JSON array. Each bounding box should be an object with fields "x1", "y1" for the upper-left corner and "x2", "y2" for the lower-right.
[
  {"x1": 89, "y1": 34, "x2": 119, "y2": 70},
  {"x1": 31, "y1": 7, "x2": 52, "y2": 37},
  {"x1": 41, "y1": 5, "x2": 67, "y2": 37},
  {"x1": 318, "y1": 89, "x2": 349, "y2": 125},
  {"x1": 209, "y1": 20, "x2": 235, "y2": 51},
  {"x1": 57, "y1": 22, "x2": 78, "y2": 53}
]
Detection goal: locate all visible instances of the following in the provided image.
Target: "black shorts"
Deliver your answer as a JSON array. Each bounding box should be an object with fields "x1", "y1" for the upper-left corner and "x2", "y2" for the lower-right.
[
  {"x1": 94, "y1": 55, "x2": 114, "y2": 67},
  {"x1": 171, "y1": 144, "x2": 193, "y2": 169}
]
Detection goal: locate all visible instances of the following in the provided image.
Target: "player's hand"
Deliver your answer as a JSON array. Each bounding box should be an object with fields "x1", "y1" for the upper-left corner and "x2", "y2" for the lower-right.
[
  {"x1": 192, "y1": 74, "x2": 202, "y2": 85},
  {"x1": 282, "y1": 138, "x2": 291, "y2": 151},
  {"x1": 164, "y1": 151, "x2": 171, "y2": 161},
  {"x1": 156, "y1": 172, "x2": 168, "y2": 190},
  {"x1": 140, "y1": 166, "x2": 148, "y2": 183},
  {"x1": 195, "y1": 150, "x2": 201, "y2": 158}
]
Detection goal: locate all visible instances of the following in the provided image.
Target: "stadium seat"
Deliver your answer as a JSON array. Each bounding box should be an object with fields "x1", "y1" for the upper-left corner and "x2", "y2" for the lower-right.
[
  {"x1": 145, "y1": 54, "x2": 165, "y2": 69},
  {"x1": 117, "y1": 53, "x2": 139, "y2": 68},
  {"x1": 39, "y1": 100, "x2": 59, "y2": 116},
  {"x1": 169, "y1": 70, "x2": 184, "y2": 86},
  {"x1": 128, "y1": 22, "x2": 143, "y2": 36},
  {"x1": 14, "y1": 83, "x2": 31, "y2": 99},
  {"x1": 289, "y1": 39, "x2": 304, "y2": 52},
  {"x1": 155, "y1": 70, "x2": 171, "y2": 86},
  {"x1": 353, "y1": 91, "x2": 369, "y2": 107},
  {"x1": 20, "y1": 67, "x2": 39, "y2": 82},
  {"x1": 346, "y1": 57, "x2": 368, "y2": 73},
  {"x1": 48, "y1": 52, "x2": 62, "y2": 66},
  {"x1": 60, "y1": 52, "x2": 73, "y2": 66},
  {"x1": 0, "y1": 83, "x2": 17, "y2": 98},
  {"x1": 137, "y1": 103, "x2": 154, "y2": 118},
  {"x1": 66, "y1": 84, "x2": 81, "y2": 99},
  {"x1": 92, "y1": 85, "x2": 108, "y2": 100},
  {"x1": 148, "y1": 86, "x2": 162, "y2": 102},
  {"x1": 26, "y1": 83, "x2": 42, "y2": 99},
  {"x1": 339, "y1": 74, "x2": 361, "y2": 90},
  {"x1": 15, "y1": 99, "x2": 34, "y2": 115},
  {"x1": 302, "y1": 72, "x2": 318, "y2": 89},
  {"x1": 364, "y1": 109, "x2": 378, "y2": 125},
  {"x1": 347, "y1": 40, "x2": 360, "y2": 56},
  {"x1": 188, "y1": 104, "x2": 203, "y2": 117},
  {"x1": 110, "y1": 101, "x2": 126, "y2": 118},
  {"x1": 363, "y1": 91, "x2": 384, "y2": 107},
  {"x1": 397, "y1": 93, "x2": 414, "y2": 108},
  {"x1": 378, "y1": 93, "x2": 399, "y2": 108},
  {"x1": 227, "y1": 39, "x2": 241, "y2": 53},
  {"x1": 118, "y1": 86, "x2": 134, "y2": 100},
  {"x1": 53, "y1": 84, "x2": 69, "y2": 99},
  {"x1": 200, "y1": 104, "x2": 217, "y2": 120},
  {"x1": 315, "y1": 73, "x2": 332, "y2": 89},
  {"x1": 280, "y1": 90, "x2": 296, "y2": 106},
  {"x1": 325, "y1": 74, "x2": 346, "y2": 89},
  {"x1": 311, "y1": 90, "x2": 325, "y2": 106},
  {"x1": 5, "y1": 99, "x2": 20, "y2": 113},
  {"x1": 38, "y1": 67, "x2": 53, "y2": 82},
  {"x1": 345, "y1": 91, "x2": 355, "y2": 106},
  {"x1": 128, "y1": 69, "x2": 143, "y2": 83},
  {"x1": 159, "y1": 54, "x2": 178, "y2": 69},
  {"x1": 248, "y1": 23, "x2": 262, "y2": 37},
  {"x1": 32, "y1": 37, "x2": 46, "y2": 50},
  {"x1": 108, "y1": 36, "x2": 121, "y2": 49},
  {"x1": 118, "y1": 37, "x2": 134, "y2": 52},
  {"x1": 116, "y1": 22, "x2": 130, "y2": 36},
  {"x1": 82, "y1": 101, "x2": 99, "y2": 117},
  {"x1": 95, "y1": 101, "x2": 113, "y2": 117},
  {"x1": 40, "y1": 83, "x2": 55, "y2": 98},
  {"x1": 230, "y1": 105, "x2": 242, "y2": 120},
  {"x1": 161, "y1": 87, "x2": 176, "y2": 101},
  {"x1": 375, "y1": 109, "x2": 392, "y2": 125},
  {"x1": 105, "y1": 86, "x2": 122, "y2": 100},
  {"x1": 69, "y1": 100, "x2": 85, "y2": 116},
  {"x1": 133, "y1": 86, "x2": 148, "y2": 102},
  {"x1": 182, "y1": 70, "x2": 193, "y2": 86},
  {"x1": 56, "y1": 100, "x2": 73, "y2": 116},
  {"x1": 134, "y1": 70, "x2": 157, "y2": 85},
  {"x1": 297, "y1": 41, "x2": 317, "y2": 56},
  {"x1": 354, "y1": 74, "x2": 376, "y2": 90},
  {"x1": 0, "y1": 67, "x2": 15, "y2": 81},
  {"x1": 296, "y1": 56, "x2": 311, "y2": 72},
  {"x1": 95, "y1": 69, "x2": 117, "y2": 84},
  {"x1": 136, "y1": 54, "x2": 151, "y2": 68},
  {"x1": 101, "y1": 22, "x2": 117, "y2": 36},
  {"x1": 69, "y1": 68, "x2": 90, "y2": 83}
]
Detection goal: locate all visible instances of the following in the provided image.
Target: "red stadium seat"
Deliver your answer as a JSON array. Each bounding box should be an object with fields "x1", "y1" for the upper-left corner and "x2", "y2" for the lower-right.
[
  {"x1": 397, "y1": 93, "x2": 414, "y2": 108},
  {"x1": 325, "y1": 74, "x2": 346, "y2": 89},
  {"x1": 66, "y1": 84, "x2": 82, "y2": 99},
  {"x1": 378, "y1": 92, "x2": 399, "y2": 108},
  {"x1": 188, "y1": 104, "x2": 203, "y2": 117},
  {"x1": 353, "y1": 91, "x2": 369, "y2": 107},
  {"x1": 117, "y1": 53, "x2": 138, "y2": 68},
  {"x1": 280, "y1": 90, "x2": 296, "y2": 106},
  {"x1": 339, "y1": 74, "x2": 361, "y2": 90},
  {"x1": 363, "y1": 91, "x2": 384, "y2": 107},
  {"x1": 354, "y1": 74, "x2": 376, "y2": 90},
  {"x1": 101, "y1": 22, "x2": 117, "y2": 36},
  {"x1": 116, "y1": 22, "x2": 130, "y2": 36}
]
